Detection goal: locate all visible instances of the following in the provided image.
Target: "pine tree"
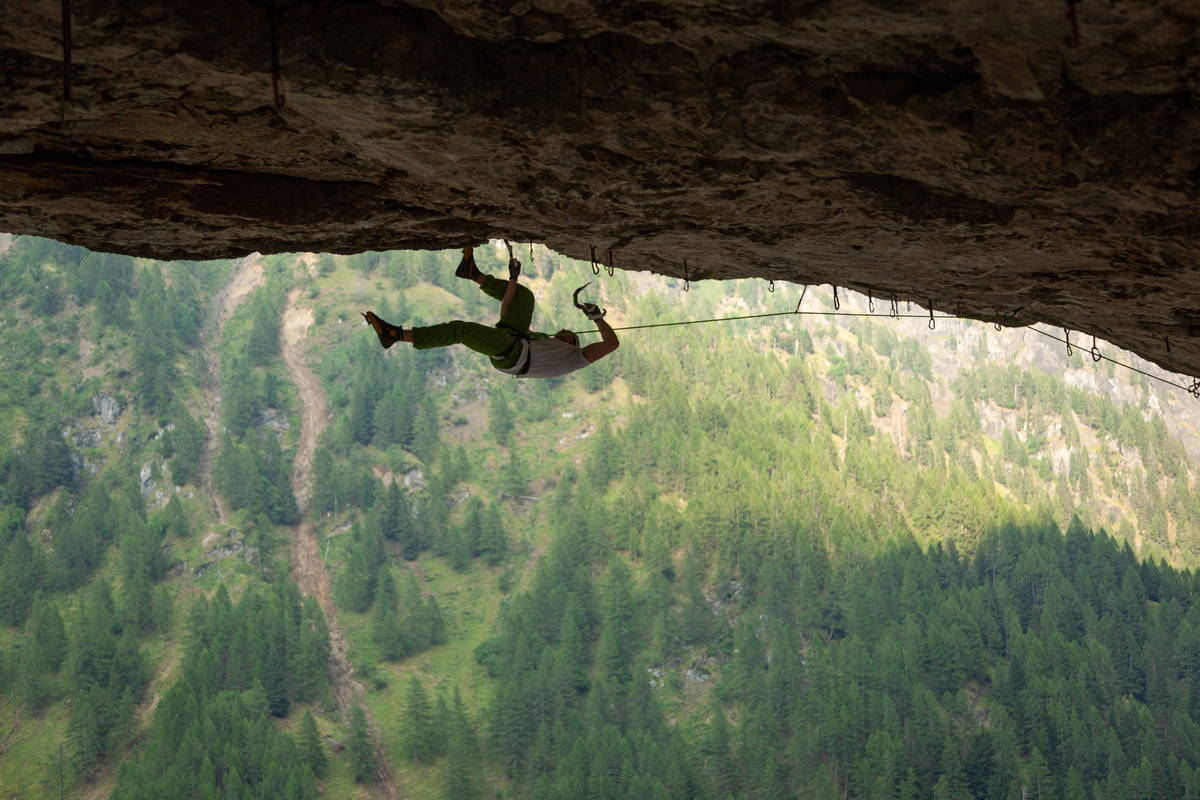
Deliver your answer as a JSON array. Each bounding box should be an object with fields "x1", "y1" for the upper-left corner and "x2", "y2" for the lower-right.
[
  {"x1": 559, "y1": 595, "x2": 590, "y2": 694},
  {"x1": 427, "y1": 594, "x2": 448, "y2": 645},
  {"x1": 932, "y1": 736, "x2": 974, "y2": 800},
  {"x1": 158, "y1": 493, "x2": 188, "y2": 537},
  {"x1": 347, "y1": 703, "x2": 377, "y2": 784},
  {"x1": 298, "y1": 710, "x2": 328, "y2": 778},
  {"x1": 403, "y1": 676, "x2": 435, "y2": 762},
  {"x1": 501, "y1": 448, "x2": 529, "y2": 496},
  {"x1": 477, "y1": 502, "x2": 507, "y2": 565},
  {"x1": 371, "y1": 572, "x2": 410, "y2": 661},
  {"x1": 412, "y1": 402, "x2": 439, "y2": 462},
  {"x1": 488, "y1": 390, "x2": 514, "y2": 447},
  {"x1": 0, "y1": 533, "x2": 40, "y2": 626},
  {"x1": 246, "y1": 295, "x2": 279, "y2": 365},
  {"x1": 380, "y1": 481, "x2": 409, "y2": 542},
  {"x1": 29, "y1": 592, "x2": 68, "y2": 670},
  {"x1": 446, "y1": 523, "x2": 471, "y2": 571}
]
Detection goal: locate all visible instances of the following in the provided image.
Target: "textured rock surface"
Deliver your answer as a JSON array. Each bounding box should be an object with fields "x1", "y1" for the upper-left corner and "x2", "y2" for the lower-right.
[{"x1": 2, "y1": 1, "x2": 1198, "y2": 373}]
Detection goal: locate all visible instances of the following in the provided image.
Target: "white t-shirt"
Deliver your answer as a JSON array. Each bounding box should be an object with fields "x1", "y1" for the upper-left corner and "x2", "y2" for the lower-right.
[{"x1": 495, "y1": 337, "x2": 592, "y2": 379}]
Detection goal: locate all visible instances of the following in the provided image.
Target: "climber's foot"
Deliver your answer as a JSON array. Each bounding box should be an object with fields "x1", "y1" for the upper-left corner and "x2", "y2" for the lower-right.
[
  {"x1": 455, "y1": 247, "x2": 482, "y2": 280},
  {"x1": 362, "y1": 311, "x2": 403, "y2": 349}
]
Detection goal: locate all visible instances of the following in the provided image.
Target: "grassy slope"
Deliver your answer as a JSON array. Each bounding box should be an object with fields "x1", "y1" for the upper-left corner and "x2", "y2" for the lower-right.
[
  {"x1": 0, "y1": 256, "x2": 306, "y2": 800},
  {"x1": 290, "y1": 250, "x2": 1200, "y2": 797},
  {"x1": 5, "y1": 243, "x2": 1200, "y2": 799}
]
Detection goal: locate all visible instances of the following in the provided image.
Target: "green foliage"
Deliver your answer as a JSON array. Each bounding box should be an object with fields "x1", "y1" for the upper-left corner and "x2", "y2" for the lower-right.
[
  {"x1": 402, "y1": 676, "x2": 440, "y2": 762},
  {"x1": 334, "y1": 520, "x2": 383, "y2": 613},
  {"x1": 298, "y1": 709, "x2": 328, "y2": 778},
  {"x1": 348, "y1": 702, "x2": 377, "y2": 784},
  {"x1": 132, "y1": 266, "x2": 179, "y2": 415},
  {"x1": 165, "y1": 405, "x2": 206, "y2": 486},
  {"x1": 246, "y1": 291, "x2": 282, "y2": 366},
  {"x1": 214, "y1": 431, "x2": 298, "y2": 524},
  {"x1": 111, "y1": 580, "x2": 330, "y2": 798},
  {"x1": 12, "y1": 241, "x2": 1200, "y2": 800}
]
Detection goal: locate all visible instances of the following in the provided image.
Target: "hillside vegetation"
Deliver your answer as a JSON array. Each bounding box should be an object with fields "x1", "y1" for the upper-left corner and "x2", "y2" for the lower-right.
[{"x1": 2, "y1": 236, "x2": 1200, "y2": 800}]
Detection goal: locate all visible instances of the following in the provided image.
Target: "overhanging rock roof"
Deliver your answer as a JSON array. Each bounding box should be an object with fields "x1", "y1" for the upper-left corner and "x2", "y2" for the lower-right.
[{"x1": 2, "y1": 1, "x2": 1198, "y2": 373}]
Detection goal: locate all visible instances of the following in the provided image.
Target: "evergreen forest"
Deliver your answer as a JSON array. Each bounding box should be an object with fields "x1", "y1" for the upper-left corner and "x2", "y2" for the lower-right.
[{"x1": 2, "y1": 234, "x2": 1200, "y2": 799}]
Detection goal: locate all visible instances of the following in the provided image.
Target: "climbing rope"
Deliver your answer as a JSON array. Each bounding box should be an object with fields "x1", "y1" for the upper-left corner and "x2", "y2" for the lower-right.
[
  {"x1": 1025, "y1": 325, "x2": 1200, "y2": 397},
  {"x1": 523, "y1": 246, "x2": 1196, "y2": 397},
  {"x1": 569, "y1": 287, "x2": 1200, "y2": 398}
]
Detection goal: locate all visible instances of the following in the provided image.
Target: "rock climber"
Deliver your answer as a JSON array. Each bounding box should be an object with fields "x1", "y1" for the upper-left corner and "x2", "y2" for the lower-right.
[{"x1": 361, "y1": 244, "x2": 619, "y2": 378}]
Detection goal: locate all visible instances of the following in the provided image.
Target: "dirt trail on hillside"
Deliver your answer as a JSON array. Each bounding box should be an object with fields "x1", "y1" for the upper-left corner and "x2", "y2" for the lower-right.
[
  {"x1": 99, "y1": 257, "x2": 264, "y2": 800},
  {"x1": 281, "y1": 289, "x2": 397, "y2": 798},
  {"x1": 198, "y1": 253, "x2": 264, "y2": 527}
]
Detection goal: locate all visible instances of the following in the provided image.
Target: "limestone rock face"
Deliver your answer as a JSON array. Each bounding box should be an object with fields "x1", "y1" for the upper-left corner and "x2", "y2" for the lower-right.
[{"x1": 2, "y1": 1, "x2": 1198, "y2": 373}]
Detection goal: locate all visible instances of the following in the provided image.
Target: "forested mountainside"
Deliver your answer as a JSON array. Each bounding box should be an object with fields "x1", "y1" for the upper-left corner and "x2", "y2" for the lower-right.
[{"x1": 2, "y1": 235, "x2": 1200, "y2": 800}]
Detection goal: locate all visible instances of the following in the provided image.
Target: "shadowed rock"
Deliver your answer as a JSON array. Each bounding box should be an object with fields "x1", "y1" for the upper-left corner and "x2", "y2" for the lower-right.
[{"x1": 1, "y1": 1, "x2": 1198, "y2": 373}]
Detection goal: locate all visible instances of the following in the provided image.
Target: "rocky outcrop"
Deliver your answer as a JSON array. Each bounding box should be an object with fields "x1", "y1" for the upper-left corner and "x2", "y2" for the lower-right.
[{"x1": 1, "y1": 1, "x2": 1198, "y2": 373}]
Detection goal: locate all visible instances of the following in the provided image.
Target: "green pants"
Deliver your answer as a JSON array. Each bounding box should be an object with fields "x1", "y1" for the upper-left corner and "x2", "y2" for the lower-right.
[{"x1": 411, "y1": 276, "x2": 535, "y2": 368}]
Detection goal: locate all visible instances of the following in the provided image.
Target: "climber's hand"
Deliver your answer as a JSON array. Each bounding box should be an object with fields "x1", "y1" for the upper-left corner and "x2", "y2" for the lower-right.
[{"x1": 579, "y1": 302, "x2": 606, "y2": 321}]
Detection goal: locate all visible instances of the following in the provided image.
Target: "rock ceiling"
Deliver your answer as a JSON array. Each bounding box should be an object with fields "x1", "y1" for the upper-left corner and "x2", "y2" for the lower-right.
[{"x1": 1, "y1": 1, "x2": 1198, "y2": 374}]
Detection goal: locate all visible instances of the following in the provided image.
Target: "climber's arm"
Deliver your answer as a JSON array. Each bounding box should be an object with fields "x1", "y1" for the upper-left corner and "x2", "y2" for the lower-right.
[
  {"x1": 500, "y1": 258, "x2": 521, "y2": 317},
  {"x1": 582, "y1": 316, "x2": 619, "y2": 362}
]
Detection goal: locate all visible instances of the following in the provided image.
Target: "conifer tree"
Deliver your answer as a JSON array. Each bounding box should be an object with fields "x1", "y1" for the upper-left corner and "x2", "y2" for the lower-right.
[
  {"x1": 477, "y1": 501, "x2": 508, "y2": 565},
  {"x1": 246, "y1": 294, "x2": 280, "y2": 365},
  {"x1": 403, "y1": 676, "x2": 435, "y2": 762},
  {"x1": 488, "y1": 390, "x2": 514, "y2": 447},
  {"x1": 30, "y1": 592, "x2": 68, "y2": 670},
  {"x1": 158, "y1": 493, "x2": 189, "y2": 537},
  {"x1": 371, "y1": 571, "x2": 410, "y2": 660},
  {"x1": 558, "y1": 595, "x2": 590, "y2": 694},
  {"x1": 932, "y1": 736, "x2": 973, "y2": 800},
  {"x1": 491, "y1": 447, "x2": 525, "y2": 499},
  {"x1": 446, "y1": 523, "x2": 471, "y2": 571},
  {"x1": 298, "y1": 710, "x2": 328, "y2": 778},
  {"x1": 380, "y1": 481, "x2": 409, "y2": 542},
  {"x1": 413, "y1": 402, "x2": 439, "y2": 462},
  {"x1": 347, "y1": 702, "x2": 377, "y2": 784},
  {"x1": 427, "y1": 595, "x2": 448, "y2": 645},
  {"x1": 0, "y1": 533, "x2": 40, "y2": 625}
]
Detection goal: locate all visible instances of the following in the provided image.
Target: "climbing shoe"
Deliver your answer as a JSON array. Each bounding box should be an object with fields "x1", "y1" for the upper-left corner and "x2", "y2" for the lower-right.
[
  {"x1": 454, "y1": 247, "x2": 482, "y2": 280},
  {"x1": 362, "y1": 311, "x2": 403, "y2": 349}
]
